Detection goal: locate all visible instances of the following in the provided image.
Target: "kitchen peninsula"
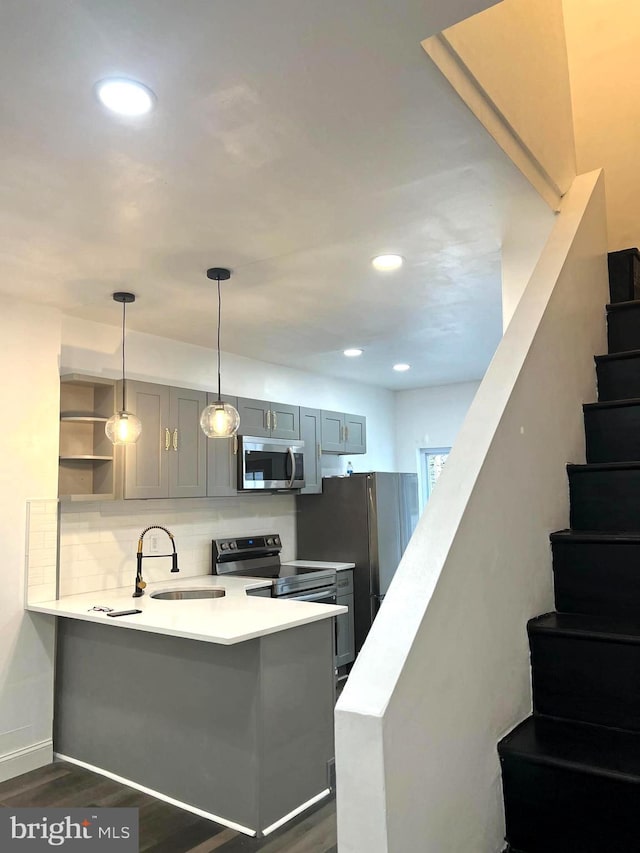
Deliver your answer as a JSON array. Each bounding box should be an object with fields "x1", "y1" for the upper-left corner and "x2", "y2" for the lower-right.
[{"x1": 29, "y1": 575, "x2": 345, "y2": 837}]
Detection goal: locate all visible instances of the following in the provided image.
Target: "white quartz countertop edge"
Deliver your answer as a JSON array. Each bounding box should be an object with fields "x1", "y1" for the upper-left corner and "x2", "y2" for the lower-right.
[
  {"x1": 282, "y1": 560, "x2": 355, "y2": 571},
  {"x1": 26, "y1": 575, "x2": 347, "y2": 645}
]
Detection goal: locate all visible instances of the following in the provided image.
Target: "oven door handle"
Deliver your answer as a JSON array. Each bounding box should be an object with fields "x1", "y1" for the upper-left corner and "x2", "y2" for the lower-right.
[
  {"x1": 287, "y1": 447, "x2": 296, "y2": 488},
  {"x1": 288, "y1": 589, "x2": 336, "y2": 604}
]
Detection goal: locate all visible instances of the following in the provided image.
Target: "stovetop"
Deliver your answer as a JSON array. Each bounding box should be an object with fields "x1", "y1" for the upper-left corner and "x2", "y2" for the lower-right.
[{"x1": 212, "y1": 534, "x2": 337, "y2": 594}]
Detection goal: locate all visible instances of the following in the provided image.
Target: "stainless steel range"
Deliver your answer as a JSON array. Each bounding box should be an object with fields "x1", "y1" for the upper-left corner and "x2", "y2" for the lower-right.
[{"x1": 212, "y1": 534, "x2": 337, "y2": 604}]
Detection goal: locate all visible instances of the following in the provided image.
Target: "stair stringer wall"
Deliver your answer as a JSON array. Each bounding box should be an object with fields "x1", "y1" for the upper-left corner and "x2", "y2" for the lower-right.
[{"x1": 335, "y1": 169, "x2": 608, "y2": 853}]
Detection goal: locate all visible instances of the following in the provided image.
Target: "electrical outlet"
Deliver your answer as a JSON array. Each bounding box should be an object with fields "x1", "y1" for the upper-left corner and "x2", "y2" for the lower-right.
[{"x1": 149, "y1": 534, "x2": 158, "y2": 553}]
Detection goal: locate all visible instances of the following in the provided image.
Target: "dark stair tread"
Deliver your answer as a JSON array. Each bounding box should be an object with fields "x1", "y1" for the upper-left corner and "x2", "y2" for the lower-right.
[
  {"x1": 499, "y1": 716, "x2": 640, "y2": 783},
  {"x1": 607, "y1": 299, "x2": 640, "y2": 312},
  {"x1": 529, "y1": 611, "x2": 640, "y2": 644},
  {"x1": 595, "y1": 348, "x2": 640, "y2": 363},
  {"x1": 583, "y1": 396, "x2": 640, "y2": 411},
  {"x1": 550, "y1": 528, "x2": 640, "y2": 544},
  {"x1": 567, "y1": 460, "x2": 640, "y2": 473}
]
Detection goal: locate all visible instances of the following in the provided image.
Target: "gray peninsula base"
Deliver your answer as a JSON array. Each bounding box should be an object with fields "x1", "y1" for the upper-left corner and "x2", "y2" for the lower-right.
[{"x1": 54, "y1": 617, "x2": 336, "y2": 836}]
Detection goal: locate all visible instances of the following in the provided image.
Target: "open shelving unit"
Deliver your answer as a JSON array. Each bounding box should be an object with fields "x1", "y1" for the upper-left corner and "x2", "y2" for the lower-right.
[{"x1": 58, "y1": 375, "x2": 117, "y2": 501}]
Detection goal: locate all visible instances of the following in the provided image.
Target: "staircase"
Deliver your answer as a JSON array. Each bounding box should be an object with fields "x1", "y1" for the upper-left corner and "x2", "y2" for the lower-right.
[{"x1": 498, "y1": 248, "x2": 640, "y2": 853}]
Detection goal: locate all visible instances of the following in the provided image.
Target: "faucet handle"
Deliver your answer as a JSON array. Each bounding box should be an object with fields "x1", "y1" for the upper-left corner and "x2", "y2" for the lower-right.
[{"x1": 137, "y1": 579, "x2": 147, "y2": 590}]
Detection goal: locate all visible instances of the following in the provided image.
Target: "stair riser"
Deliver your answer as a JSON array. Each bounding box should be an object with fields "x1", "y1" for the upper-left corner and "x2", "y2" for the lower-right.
[
  {"x1": 569, "y1": 468, "x2": 640, "y2": 531},
  {"x1": 584, "y1": 404, "x2": 640, "y2": 462},
  {"x1": 553, "y1": 540, "x2": 640, "y2": 616},
  {"x1": 608, "y1": 249, "x2": 640, "y2": 304},
  {"x1": 530, "y1": 632, "x2": 640, "y2": 730},
  {"x1": 596, "y1": 357, "x2": 640, "y2": 401},
  {"x1": 501, "y1": 755, "x2": 640, "y2": 853},
  {"x1": 608, "y1": 307, "x2": 640, "y2": 353}
]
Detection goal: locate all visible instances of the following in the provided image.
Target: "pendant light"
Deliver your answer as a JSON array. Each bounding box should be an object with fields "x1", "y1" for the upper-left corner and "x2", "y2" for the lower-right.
[
  {"x1": 200, "y1": 268, "x2": 241, "y2": 438},
  {"x1": 105, "y1": 292, "x2": 142, "y2": 445}
]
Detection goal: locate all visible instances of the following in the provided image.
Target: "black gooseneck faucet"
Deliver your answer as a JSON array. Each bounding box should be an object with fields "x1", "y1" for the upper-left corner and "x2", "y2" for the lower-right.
[{"x1": 133, "y1": 525, "x2": 179, "y2": 598}]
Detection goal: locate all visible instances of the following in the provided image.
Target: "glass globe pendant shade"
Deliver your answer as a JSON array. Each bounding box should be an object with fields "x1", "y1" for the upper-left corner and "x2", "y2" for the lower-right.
[
  {"x1": 200, "y1": 400, "x2": 240, "y2": 438},
  {"x1": 105, "y1": 410, "x2": 142, "y2": 445}
]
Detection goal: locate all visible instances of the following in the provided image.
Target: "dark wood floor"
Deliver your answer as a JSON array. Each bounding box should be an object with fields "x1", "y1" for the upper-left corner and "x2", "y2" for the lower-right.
[{"x1": 0, "y1": 762, "x2": 336, "y2": 852}]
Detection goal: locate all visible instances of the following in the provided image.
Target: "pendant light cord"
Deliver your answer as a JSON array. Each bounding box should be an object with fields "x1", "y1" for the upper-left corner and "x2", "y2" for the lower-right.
[
  {"x1": 122, "y1": 300, "x2": 127, "y2": 412},
  {"x1": 217, "y1": 277, "x2": 222, "y2": 400}
]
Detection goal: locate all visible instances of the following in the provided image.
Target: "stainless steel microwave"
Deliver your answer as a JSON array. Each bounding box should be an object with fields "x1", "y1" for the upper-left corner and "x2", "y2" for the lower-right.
[{"x1": 238, "y1": 436, "x2": 305, "y2": 491}]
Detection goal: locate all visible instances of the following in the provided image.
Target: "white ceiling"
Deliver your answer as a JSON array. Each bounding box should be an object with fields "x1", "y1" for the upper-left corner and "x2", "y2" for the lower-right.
[{"x1": 0, "y1": 0, "x2": 546, "y2": 390}]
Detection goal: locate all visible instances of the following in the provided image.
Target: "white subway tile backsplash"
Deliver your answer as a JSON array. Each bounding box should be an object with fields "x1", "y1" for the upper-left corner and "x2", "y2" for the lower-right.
[
  {"x1": 59, "y1": 495, "x2": 297, "y2": 597},
  {"x1": 25, "y1": 499, "x2": 59, "y2": 605}
]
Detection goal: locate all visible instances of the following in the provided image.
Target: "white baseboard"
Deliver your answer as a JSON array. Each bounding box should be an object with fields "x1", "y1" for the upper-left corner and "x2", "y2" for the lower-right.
[
  {"x1": 55, "y1": 753, "x2": 257, "y2": 837},
  {"x1": 0, "y1": 740, "x2": 53, "y2": 783}
]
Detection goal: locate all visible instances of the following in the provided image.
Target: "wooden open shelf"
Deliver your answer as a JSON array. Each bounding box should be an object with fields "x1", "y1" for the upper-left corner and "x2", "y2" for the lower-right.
[{"x1": 58, "y1": 375, "x2": 117, "y2": 500}]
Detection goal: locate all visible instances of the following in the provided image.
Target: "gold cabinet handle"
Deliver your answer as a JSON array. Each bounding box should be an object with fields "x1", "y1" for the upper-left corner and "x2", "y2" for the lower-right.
[
  {"x1": 266, "y1": 409, "x2": 271, "y2": 431},
  {"x1": 273, "y1": 411, "x2": 277, "y2": 431},
  {"x1": 317, "y1": 442, "x2": 321, "y2": 460},
  {"x1": 233, "y1": 435, "x2": 238, "y2": 455},
  {"x1": 173, "y1": 428, "x2": 178, "y2": 451},
  {"x1": 340, "y1": 425, "x2": 344, "y2": 443},
  {"x1": 345, "y1": 425, "x2": 349, "y2": 443},
  {"x1": 165, "y1": 428, "x2": 171, "y2": 451}
]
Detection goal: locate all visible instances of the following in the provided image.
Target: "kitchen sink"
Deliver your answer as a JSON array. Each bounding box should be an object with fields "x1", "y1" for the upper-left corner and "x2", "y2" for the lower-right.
[{"x1": 150, "y1": 588, "x2": 226, "y2": 601}]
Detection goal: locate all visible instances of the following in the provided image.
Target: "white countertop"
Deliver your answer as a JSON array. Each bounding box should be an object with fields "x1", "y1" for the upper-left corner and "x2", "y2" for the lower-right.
[
  {"x1": 283, "y1": 560, "x2": 355, "y2": 572},
  {"x1": 26, "y1": 575, "x2": 346, "y2": 646}
]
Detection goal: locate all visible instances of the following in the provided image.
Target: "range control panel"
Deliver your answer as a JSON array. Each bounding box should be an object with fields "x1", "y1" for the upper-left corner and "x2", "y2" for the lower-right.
[{"x1": 213, "y1": 534, "x2": 282, "y2": 559}]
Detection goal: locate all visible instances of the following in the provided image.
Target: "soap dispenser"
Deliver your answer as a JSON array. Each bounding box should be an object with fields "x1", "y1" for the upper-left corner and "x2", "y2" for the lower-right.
[{"x1": 346, "y1": 460, "x2": 353, "y2": 476}]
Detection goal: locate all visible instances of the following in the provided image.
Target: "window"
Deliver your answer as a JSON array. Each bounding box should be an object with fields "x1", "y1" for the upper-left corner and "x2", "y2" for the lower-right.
[{"x1": 419, "y1": 447, "x2": 451, "y2": 511}]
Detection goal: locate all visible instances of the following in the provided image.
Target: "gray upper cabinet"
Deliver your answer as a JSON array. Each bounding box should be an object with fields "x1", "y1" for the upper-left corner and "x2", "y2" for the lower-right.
[
  {"x1": 270, "y1": 402, "x2": 299, "y2": 440},
  {"x1": 237, "y1": 398, "x2": 271, "y2": 438},
  {"x1": 121, "y1": 381, "x2": 171, "y2": 500},
  {"x1": 320, "y1": 411, "x2": 344, "y2": 453},
  {"x1": 237, "y1": 397, "x2": 300, "y2": 441},
  {"x1": 169, "y1": 387, "x2": 208, "y2": 499},
  {"x1": 299, "y1": 407, "x2": 321, "y2": 495},
  {"x1": 320, "y1": 410, "x2": 367, "y2": 455},
  {"x1": 120, "y1": 381, "x2": 207, "y2": 499},
  {"x1": 344, "y1": 413, "x2": 367, "y2": 454},
  {"x1": 206, "y1": 393, "x2": 238, "y2": 497}
]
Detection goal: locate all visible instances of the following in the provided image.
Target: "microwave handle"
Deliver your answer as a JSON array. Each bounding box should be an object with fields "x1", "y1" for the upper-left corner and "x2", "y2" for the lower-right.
[{"x1": 287, "y1": 447, "x2": 296, "y2": 488}]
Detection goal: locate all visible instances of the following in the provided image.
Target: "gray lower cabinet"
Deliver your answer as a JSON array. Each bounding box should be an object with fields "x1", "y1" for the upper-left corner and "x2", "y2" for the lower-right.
[
  {"x1": 121, "y1": 381, "x2": 207, "y2": 499},
  {"x1": 320, "y1": 411, "x2": 366, "y2": 455},
  {"x1": 335, "y1": 569, "x2": 355, "y2": 667},
  {"x1": 238, "y1": 397, "x2": 300, "y2": 440},
  {"x1": 55, "y1": 616, "x2": 335, "y2": 836},
  {"x1": 300, "y1": 407, "x2": 322, "y2": 495},
  {"x1": 206, "y1": 393, "x2": 238, "y2": 497}
]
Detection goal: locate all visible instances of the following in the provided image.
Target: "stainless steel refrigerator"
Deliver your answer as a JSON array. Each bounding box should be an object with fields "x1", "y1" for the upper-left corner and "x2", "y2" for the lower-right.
[{"x1": 296, "y1": 472, "x2": 419, "y2": 654}]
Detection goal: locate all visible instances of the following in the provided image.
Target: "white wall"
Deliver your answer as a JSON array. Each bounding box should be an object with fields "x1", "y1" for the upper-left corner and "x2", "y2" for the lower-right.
[
  {"x1": 335, "y1": 171, "x2": 609, "y2": 852},
  {"x1": 563, "y1": 0, "x2": 640, "y2": 251},
  {"x1": 501, "y1": 190, "x2": 558, "y2": 329},
  {"x1": 61, "y1": 316, "x2": 396, "y2": 475},
  {"x1": 0, "y1": 298, "x2": 61, "y2": 782},
  {"x1": 425, "y1": 0, "x2": 576, "y2": 209},
  {"x1": 394, "y1": 381, "x2": 480, "y2": 474}
]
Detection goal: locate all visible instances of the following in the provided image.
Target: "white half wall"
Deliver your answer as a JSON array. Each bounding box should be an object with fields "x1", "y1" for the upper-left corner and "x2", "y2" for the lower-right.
[
  {"x1": 0, "y1": 298, "x2": 61, "y2": 781},
  {"x1": 335, "y1": 170, "x2": 608, "y2": 852},
  {"x1": 61, "y1": 317, "x2": 396, "y2": 475},
  {"x1": 394, "y1": 381, "x2": 480, "y2": 474}
]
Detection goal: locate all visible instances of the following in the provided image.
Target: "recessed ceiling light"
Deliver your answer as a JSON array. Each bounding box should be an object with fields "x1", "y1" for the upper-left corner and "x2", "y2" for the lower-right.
[
  {"x1": 372, "y1": 254, "x2": 404, "y2": 272},
  {"x1": 96, "y1": 79, "x2": 155, "y2": 116},
  {"x1": 344, "y1": 348, "x2": 363, "y2": 357},
  {"x1": 393, "y1": 363, "x2": 411, "y2": 372}
]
